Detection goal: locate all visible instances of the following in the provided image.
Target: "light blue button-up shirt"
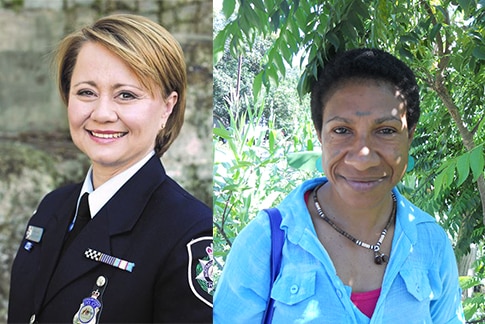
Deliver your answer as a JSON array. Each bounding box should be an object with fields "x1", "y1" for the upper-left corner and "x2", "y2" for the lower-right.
[{"x1": 214, "y1": 178, "x2": 465, "y2": 323}]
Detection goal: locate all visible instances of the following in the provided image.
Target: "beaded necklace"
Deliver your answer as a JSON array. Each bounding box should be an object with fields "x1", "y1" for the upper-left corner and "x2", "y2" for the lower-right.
[{"x1": 312, "y1": 183, "x2": 397, "y2": 265}]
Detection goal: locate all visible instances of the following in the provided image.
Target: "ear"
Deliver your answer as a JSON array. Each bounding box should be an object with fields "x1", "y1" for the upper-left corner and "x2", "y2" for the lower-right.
[{"x1": 162, "y1": 91, "x2": 178, "y2": 121}]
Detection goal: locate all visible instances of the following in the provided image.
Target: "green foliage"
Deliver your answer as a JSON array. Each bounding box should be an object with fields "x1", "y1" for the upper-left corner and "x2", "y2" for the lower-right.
[
  {"x1": 459, "y1": 250, "x2": 485, "y2": 322},
  {"x1": 433, "y1": 145, "x2": 485, "y2": 197},
  {"x1": 213, "y1": 92, "x2": 319, "y2": 285},
  {"x1": 214, "y1": 13, "x2": 307, "y2": 136},
  {"x1": 460, "y1": 275, "x2": 485, "y2": 320}
]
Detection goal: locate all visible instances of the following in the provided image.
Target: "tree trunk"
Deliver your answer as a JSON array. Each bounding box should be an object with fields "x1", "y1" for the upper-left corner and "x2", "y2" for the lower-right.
[{"x1": 433, "y1": 81, "x2": 485, "y2": 226}]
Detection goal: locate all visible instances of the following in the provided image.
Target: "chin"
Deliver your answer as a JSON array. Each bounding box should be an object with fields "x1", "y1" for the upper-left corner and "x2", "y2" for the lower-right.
[{"x1": 88, "y1": 152, "x2": 125, "y2": 168}]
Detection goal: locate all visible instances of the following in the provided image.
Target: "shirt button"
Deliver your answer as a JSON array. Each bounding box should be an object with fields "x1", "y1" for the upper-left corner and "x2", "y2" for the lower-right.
[
  {"x1": 29, "y1": 314, "x2": 36, "y2": 324},
  {"x1": 290, "y1": 284, "x2": 299, "y2": 294},
  {"x1": 336, "y1": 289, "x2": 343, "y2": 298}
]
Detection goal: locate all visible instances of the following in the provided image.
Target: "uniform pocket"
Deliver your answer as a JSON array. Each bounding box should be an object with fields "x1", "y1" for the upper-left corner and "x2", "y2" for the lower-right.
[
  {"x1": 400, "y1": 268, "x2": 432, "y2": 302},
  {"x1": 271, "y1": 270, "x2": 316, "y2": 305}
]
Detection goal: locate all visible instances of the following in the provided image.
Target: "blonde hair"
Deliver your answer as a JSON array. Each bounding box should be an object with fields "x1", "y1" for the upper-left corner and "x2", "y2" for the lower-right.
[{"x1": 54, "y1": 14, "x2": 187, "y2": 156}]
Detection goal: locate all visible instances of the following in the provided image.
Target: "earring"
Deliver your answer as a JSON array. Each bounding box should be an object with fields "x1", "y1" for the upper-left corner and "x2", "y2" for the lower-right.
[{"x1": 161, "y1": 124, "x2": 165, "y2": 130}]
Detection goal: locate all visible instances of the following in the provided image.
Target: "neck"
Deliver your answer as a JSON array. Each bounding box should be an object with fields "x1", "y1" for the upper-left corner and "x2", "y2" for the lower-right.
[
  {"x1": 91, "y1": 166, "x2": 125, "y2": 189},
  {"x1": 316, "y1": 182, "x2": 394, "y2": 234}
]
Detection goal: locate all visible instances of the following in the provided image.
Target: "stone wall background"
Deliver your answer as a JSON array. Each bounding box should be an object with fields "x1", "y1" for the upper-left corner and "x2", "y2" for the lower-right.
[{"x1": 0, "y1": 0, "x2": 213, "y2": 320}]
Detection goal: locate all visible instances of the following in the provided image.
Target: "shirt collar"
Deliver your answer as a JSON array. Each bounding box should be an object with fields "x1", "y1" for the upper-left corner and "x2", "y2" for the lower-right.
[
  {"x1": 79, "y1": 150, "x2": 155, "y2": 218},
  {"x1": 278, "y1": 177, "x2": 434, "y2": 246}
]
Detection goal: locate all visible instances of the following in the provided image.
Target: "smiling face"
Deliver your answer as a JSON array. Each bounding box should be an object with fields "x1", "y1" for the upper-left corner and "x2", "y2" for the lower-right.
[
  {"x1": 317, "y1": 80, "x2": 414, "y2": 207},
  {"x1": 68, "y1": 42, "x2": 177, "y2": 183}
]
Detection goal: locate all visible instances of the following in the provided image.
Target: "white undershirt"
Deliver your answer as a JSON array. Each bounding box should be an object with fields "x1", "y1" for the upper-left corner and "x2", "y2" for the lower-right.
[{"x1": 76, "y1": 150, "x2": 155, "y2": 219}]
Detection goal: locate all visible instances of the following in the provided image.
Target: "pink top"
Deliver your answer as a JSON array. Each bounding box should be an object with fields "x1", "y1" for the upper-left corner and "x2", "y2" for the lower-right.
[
  {"x1": 351, "y1": 288, "x2": 381, "y2": 318},
  {"x1": 304, "y1": 190, "x2": 381, "y2": 318}
]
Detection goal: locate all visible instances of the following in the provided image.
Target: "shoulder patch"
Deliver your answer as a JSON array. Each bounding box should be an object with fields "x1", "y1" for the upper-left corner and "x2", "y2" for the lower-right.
[{"x1": 187, "y1": 236, "x2": 213, "y2": 307}]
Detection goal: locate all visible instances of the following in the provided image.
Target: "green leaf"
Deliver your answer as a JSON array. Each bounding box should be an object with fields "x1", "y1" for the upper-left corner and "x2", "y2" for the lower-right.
[
  {"x1": 456, "y1": 152, "x2": 470, "y2": 186},
  {"x1": 459, "y1": 276, "x2": 481, "y2": 290},
  {"x1": 287, "y1": 151, "x2": 321, "y2": 171},
  {"x1": 269, "y1": 130, "x2": 276, "y2": 152},
  {"x1": 398, "y1": 46, "x2": 414, "y2": 60},
  {"x1": 213, "y1": 29, "x2": 227, "y2": 65},
  {"x1": 213, "y1": 127, "x2": 231, "y2": 140},
  {"x1": 250, "y1": 0, "x2": 266, "y2": 12},
  {"x1": 430, "y1": 23, "x2": 442, "y2": 41},
  {"x1": 265, "y1": 65, "x2": 279, "y2": 88},
  {"x1": 222, "y1": 0, "x2": 236, "y2": 19},
  {"x1": 273, "y1": 50, "x2": 286, "y2": 77},
  {"x1": 400, "y1": 34, "x2": 419, "y2": 44},
  {"x1": 457, "y1": 0, "x2": 474, "y2": 16},
  {"x1": 444, "y1": 161, "x2": 456, "y2": 188},
  {"x1": 472, "y1": 46, "x2": 485, "y2": 60},
  {"x1": 280, "y1": 0, "x2": 290, "y2": 17},
  {"x1": 434, "y1": 160, "x2": 456, "y2": 197},
  {"x1": 270, "y1": 11, "x2": 280, "y2": 30},
  {"x1": 352, "y1": 0, "x2": 370, "y2": 20},
  {"x1": 341, "y1": 21, "x2": 357, "y2": 39},
  {"x1": 326, "y1": 31, "x2": 340, "y2": 50},
  {"x1": 433, "y1": 170, "x2": 445, "y2": 198},
  {"x1": 470, "y1": 146, "x2": 484, "y2": 181},
  {"x1": 297, "y1": 69, "x2": 308, "y2": 97},
  {"x1": 306, "y1": 139, "x2": 313, "y2": 151},
  {"x1": 463, "y1": 303, "x2": 478, "y2": 321},
  {"x1": 253, "y1": 72, "x2": 263, "y2": 101}
]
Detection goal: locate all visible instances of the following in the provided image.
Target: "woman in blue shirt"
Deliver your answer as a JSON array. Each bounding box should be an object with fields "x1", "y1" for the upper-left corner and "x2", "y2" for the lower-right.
[{"x1": 214, "y1": 48, "x2": 464, "y2": 323}]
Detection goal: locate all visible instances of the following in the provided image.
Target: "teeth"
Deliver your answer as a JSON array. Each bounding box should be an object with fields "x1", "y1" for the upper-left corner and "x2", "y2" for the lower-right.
[{"x1": 91, "y1": 132, "x2": 125, "y2": 139}]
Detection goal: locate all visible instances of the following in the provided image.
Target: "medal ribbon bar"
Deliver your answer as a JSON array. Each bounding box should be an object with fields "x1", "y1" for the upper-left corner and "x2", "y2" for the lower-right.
[{"x1": 84, "y1": 248, "x2": 135, "y2": 272}]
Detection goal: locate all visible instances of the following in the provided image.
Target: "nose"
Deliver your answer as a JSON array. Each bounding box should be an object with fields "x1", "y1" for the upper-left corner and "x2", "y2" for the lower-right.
[
  {"x1": 90, "y1": 96, "x2": 118, "y2": 123},
  {"x1": 344, "y1": 136, "x2": 380, "y2": 171}
]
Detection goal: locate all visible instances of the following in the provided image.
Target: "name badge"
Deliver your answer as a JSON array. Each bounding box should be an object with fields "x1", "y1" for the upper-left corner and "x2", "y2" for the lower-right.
[{"x1": 25, "y1": 225, "x2": 44, "y2": 243}]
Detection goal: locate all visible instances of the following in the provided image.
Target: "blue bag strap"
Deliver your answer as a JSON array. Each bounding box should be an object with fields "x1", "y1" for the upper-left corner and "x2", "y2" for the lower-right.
[{"x1": 262, "y1": 208, "x2": 284, "y2": 324}]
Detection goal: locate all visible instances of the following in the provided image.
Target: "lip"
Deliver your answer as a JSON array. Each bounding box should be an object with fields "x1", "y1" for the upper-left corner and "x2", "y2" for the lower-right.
[
  {"x1": 342, "y1": 176, "x2": 385, "y2": 191},
  {"x1": 87, "y1": 129, "x2": 128, "y2": 142}
]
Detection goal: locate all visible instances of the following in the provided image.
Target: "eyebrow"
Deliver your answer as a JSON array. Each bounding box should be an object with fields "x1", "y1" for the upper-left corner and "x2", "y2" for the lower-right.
[
  {"x1": 72, "y1": 81, "x2": 97, "y2": 88},
  {"x1": 374, "y1": 115, "x2": 402, "y2": 124},
  {"x1": 325, "y1": 115, "x2": 402, "y2": 125},
  {"x1": 72, "y1": 81, "x2": 143, "y2": 91}
]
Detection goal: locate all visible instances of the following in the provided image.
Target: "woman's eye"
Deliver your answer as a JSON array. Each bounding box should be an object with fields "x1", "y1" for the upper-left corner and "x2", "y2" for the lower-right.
[
  {"x1": 77, "y1": 89, "x2": 95, "y2": 96},
  {"x1": 118, "y1": 92, "x2": 137, "y2": 100},
  {"x1": 378, "y1": 128, "x2": 396, "y2": 135},
  {"x1": 333, "y1": 127, "x2": 349, "y2": 134}
]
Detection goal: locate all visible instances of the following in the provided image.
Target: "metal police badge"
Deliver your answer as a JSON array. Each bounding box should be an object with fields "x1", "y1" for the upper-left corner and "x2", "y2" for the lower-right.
[
  {"x1": 73, "y1": 276, "x2": 107, "y2": 324},
  {"x1": 187, "y1": 236, "x2": 213, "y2": 307}
]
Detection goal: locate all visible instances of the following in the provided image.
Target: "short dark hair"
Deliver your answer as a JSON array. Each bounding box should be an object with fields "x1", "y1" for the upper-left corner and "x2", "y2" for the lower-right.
[{"x1": 310, "y1": 48, "x2": 420, "y2": 133}]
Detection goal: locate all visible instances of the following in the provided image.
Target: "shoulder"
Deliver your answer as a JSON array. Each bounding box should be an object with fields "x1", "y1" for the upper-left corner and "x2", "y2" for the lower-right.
[
  {"x1": 142, "y1": 176, "x2": 212, "y2": 242},
  {"x1": 161, "y1": 176, "x2": 210, "y2": 207},
  {"x1": 32, "y1": 183, "x2": 80, "y2": 218},
  {"x1": 227, "y1": 210, "x2": 272, "y2": 269},
  {"x1": 155, "y1": 176, "x2": 212, "y2": 220},
  {"x1": 40, "y1": 183, "x2": 80, "y2": 203},
  {"x1": 394, "y1": 191, "x2": 445, "y2": 234},
  {"x1": 214, "y1": 211, "x2": 272, "y2": 320},
  {"x1": 394, "y1": 190, "x2": 454, "y2": 263}
]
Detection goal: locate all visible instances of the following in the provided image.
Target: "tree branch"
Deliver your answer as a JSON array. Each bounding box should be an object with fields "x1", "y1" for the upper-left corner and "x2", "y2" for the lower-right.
[
  {"x1": 419, "y1": 1, "x2": 485, "y2": 226},
  {"x1": 471, "y1": 115, "x2": 485, "y2": 136}
]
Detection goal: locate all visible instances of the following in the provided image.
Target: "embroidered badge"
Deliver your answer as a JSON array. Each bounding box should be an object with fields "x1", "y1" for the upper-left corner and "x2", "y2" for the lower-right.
[
  {"x1": 73, "y1": 276, "x2": 107, "y2": 324},
  {"x1": 187, "y1": 236, "x2": 213, "y2": 307}
]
